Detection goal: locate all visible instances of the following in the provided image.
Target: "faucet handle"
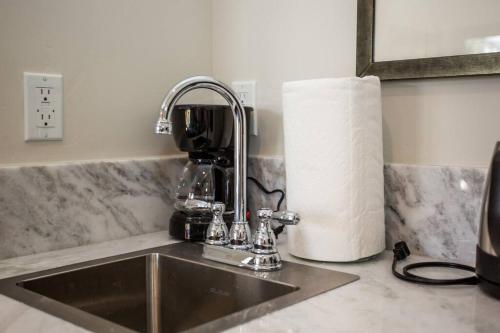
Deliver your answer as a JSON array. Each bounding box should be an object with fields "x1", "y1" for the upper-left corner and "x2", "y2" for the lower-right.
[
  {"x1": 175, "y1": 198, "x2": 212, "y2": 213},
  {"x1": 271, "y1": 211, "x2": 300, "y2": 225},
  {"x1": 252, "y1": 208, "x2": 278, "y2": 255},
  {"x1": 205, "y1": 202, "x2": 229, "y2": 246},
  {"x1": 257, "y1": 208, "x2": 273, "y2": 220},
  {"x1": 212, "y1": 202, "x2": 225, "y2": 216}
]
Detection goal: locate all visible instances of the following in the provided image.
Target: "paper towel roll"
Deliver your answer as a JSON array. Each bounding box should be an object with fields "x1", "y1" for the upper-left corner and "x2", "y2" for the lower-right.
[{"x1": 282, "y1": 76, "x2": 384, "y2": 262}]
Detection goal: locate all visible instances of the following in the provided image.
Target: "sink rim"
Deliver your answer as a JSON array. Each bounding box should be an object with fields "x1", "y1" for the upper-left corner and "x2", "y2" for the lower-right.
[{"x1": 0, "y1": 242, "x2": 359, "y2": 333}]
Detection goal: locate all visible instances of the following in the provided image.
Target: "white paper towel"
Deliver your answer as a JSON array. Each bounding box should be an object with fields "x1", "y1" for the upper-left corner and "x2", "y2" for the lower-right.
[{"x1": 282, "y1": 76, "x2": 385, "y2": 262}]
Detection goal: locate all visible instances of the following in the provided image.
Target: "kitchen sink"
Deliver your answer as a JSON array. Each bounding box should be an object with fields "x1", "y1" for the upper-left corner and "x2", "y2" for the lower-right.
[{"x1": 0, "y1": 242, "x2": 358, "y2": 333}]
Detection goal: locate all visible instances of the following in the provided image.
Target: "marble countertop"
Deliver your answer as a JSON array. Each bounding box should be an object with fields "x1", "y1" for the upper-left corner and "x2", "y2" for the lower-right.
[{"x1": 0, "y1": 232, "x2": 498, "y2": 333}]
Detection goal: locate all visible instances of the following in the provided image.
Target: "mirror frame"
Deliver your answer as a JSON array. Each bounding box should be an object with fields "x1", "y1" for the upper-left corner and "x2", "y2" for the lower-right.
[{"x1": 356, "y1": 0, "x2": 500, "y2": 80}]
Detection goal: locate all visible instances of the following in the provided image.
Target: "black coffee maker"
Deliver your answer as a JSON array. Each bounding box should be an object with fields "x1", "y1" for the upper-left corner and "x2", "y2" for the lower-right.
[{"x1": 169, "y1": 104, "x2": 252, "y2": 241}]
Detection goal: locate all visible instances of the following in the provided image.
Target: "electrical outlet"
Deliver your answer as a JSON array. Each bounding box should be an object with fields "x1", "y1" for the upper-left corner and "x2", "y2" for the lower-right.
[
  {"x1": 232, "y1": 81, "x2": 258, "y2": 136},
  {"x1": 24, "y1": 72, "x2": 63, "y2": 141},
  {"x1": 37, "y1": 107, "x2": 56, "y2": 128}
]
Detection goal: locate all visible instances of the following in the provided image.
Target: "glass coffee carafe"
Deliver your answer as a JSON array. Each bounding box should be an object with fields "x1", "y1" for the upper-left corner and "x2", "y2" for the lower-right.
[
  {"x1": 171, "y1": 158, "x2": 234, "y2": 240},
  {"x1": 174, "y1": 160, "x2": 216, "y2": 213}
]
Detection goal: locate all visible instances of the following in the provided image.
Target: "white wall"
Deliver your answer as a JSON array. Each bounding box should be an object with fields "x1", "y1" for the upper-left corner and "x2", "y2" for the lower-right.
[
  {"x1": 0, "y1": 0, "x2": 211, "y2": 165},
  {"x1": 212, "y1": 0, "x2": 500, "y2": 167},
  {"x1": 3, "y1": 1, "x2": 499, "y2": 167},
  {"x1": 211, "y1": 0, "x2": 357, "y2": 156},
  {"x1": 382, "y1": 77, "x2": 500, "y2": 167}
]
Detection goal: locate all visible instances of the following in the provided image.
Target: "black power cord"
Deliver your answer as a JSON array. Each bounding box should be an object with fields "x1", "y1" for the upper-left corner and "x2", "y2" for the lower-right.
[
  {"x1": 247, "y1": 176, "x2": 286, "y2": 237},
  {"x1": 392, "y1": 241, "x2": 479, "y2": 286},
  {"x1": 247, "y1": 176, "x2": 285, "y2": 211}
]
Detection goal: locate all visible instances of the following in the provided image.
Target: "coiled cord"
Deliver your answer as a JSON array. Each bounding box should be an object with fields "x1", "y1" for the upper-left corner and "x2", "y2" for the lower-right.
[{"x1": 392, "y1": 241, "x2": 479, "y2": 286}]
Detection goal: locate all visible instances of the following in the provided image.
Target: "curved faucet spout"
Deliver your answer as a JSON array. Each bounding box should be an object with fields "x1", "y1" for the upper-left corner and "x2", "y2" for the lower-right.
[
  {"x1": 156, "y1": 76, "x2": 242, "y2": 135},
  {"x1": 155, "y1": 76, "x2": 250, "y2": 248}
]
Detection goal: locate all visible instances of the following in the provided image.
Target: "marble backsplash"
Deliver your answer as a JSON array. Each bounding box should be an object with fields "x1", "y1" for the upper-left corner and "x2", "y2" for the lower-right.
[
  {"x1": 0, "y1": 155, "x2": 487, "y2": 264},
  {"x1": 0, "y1": 157, "x2": 185, "y2": 259},
  {"x1": 385, "y1": 164, "x2": 485, "y2": 264}
]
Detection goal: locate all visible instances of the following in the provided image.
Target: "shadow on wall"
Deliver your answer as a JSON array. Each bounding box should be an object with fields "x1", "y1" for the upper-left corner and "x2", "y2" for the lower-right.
[
  {"x1": 248, "y1": 107, "x2": 284, "y2": 156},
  {"x1": 381, "y1": 82, "x2": 421, "y2": 164}
]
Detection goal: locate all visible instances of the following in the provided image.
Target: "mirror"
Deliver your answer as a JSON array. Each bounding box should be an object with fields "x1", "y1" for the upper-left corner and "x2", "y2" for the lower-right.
[{"x1": 357, "y1": 0, "x2": 500, "y2": 80}]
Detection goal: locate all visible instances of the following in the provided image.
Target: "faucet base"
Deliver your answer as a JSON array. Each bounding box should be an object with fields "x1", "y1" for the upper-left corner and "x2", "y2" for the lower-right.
[
  {"x1": 202, "y1": 245, "x2": 282, "y2": 271},
  {"x1": 227, "y1": 244, "x2": 253, "y2": 251},
  {"x1": 247, "y1": 253, "x2": 282, "y2": 271},
  {"x1": 205, "y1": 239, "x2": 229, "y2": 246}
]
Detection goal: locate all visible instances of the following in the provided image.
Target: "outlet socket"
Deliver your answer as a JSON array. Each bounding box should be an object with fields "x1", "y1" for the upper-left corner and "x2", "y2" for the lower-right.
[
  {"x1": 232, "y1": 81, "x2": 258, "y2": 136},
  {"x1": 24, "y1": 72, "x2": 63, "y2": 141}
]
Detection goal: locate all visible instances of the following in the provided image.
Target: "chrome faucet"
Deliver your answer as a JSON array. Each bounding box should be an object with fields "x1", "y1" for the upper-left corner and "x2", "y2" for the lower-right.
[
  {"x1": 156, "y1": 76, "x2": 252, "y2": 249},
  {"x1": 157, "y1": 76, "x2": 300, "y2": 271},
  {"x1": 203, "y1": 204, "x2": 300, "y2": 271}
]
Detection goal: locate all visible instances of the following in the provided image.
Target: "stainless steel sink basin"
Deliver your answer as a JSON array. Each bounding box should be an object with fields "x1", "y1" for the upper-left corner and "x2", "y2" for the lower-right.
[{"x1": 0, "y1": 242, "x2": 358, "y2": 333}]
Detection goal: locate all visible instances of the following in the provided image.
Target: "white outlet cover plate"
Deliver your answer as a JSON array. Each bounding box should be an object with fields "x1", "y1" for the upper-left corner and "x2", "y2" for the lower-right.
[
  {"x1": 24, "y1": 72, "x2": 63, "y2": 141},
  {"x1": 232, "y1": 81, "x2": 258, "y2": 136}
]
